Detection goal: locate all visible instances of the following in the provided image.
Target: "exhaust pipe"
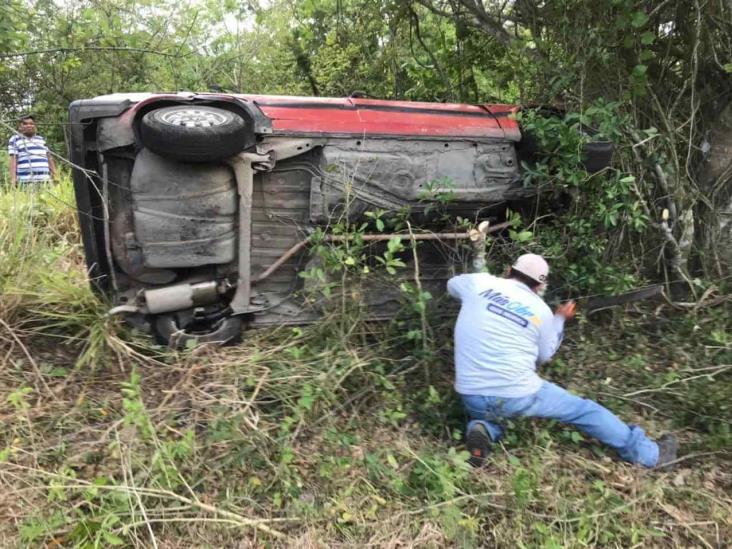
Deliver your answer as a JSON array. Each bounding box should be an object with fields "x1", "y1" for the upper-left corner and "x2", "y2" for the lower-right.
[{"x1": 141, "y1": 280, "x2": 221, "y2": 314}]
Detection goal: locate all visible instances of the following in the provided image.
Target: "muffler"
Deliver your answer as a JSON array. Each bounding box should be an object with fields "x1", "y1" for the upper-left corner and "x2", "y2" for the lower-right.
[{"x1": 142, "y1": 281, "x2": 221, "y2": 314}]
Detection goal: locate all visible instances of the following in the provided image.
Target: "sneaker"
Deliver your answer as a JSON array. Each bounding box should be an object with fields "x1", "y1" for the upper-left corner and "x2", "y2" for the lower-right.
[
  {"x1": 655, "y1": 434, "x2": 679, "y2": 468},
  {"x1": 466, "y1": 423, "x2": 492, "y2": 468}
]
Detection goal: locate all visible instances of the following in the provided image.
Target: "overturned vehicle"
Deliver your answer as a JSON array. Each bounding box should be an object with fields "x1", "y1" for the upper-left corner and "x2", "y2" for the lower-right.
[{"x1": 69, "y1": 93, "x2": 609, "y2": 346}]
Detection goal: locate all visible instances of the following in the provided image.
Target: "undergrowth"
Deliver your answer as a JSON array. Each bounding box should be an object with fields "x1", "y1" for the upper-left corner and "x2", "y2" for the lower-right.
[{"x1": 0, "y1": 178, "x2": 730, "y2": 547}]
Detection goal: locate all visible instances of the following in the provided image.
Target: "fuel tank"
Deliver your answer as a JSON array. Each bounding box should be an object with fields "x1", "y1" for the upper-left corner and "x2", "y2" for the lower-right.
[{"x1": 130, "y1": 148, "x2": 237, "y2": 268}]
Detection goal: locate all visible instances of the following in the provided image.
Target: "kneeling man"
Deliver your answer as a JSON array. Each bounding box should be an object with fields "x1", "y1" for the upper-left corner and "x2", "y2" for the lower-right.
[{"x1": 448, "y1": 254, "x2": 677, "y2": 468}]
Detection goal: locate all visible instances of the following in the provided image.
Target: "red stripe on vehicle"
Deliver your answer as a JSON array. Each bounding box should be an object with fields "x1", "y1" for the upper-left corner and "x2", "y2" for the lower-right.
[{"x1": 258, "y1": 106, "x2": 511, "y2": 138}]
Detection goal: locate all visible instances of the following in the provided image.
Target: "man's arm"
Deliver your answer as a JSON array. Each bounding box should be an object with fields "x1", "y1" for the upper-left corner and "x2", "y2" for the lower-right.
[
  {"x1": 536, "y1": 301, "x2": 576, "y2": 364},
  {"x1": 47, "y1": 152, "x2": 56, "y2": 180},
  {"x1": 447, "y1": 273, "x2": 475, "y2": 301},
  {"x1": 8, "y1": 137, "x2": 18, "y2": 186},
  {"x1": 9, "y1": 155, "x2": 17, "y2": 186}
]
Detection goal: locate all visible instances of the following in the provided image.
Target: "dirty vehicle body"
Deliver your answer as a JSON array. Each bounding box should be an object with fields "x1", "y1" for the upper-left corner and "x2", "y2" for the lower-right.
[{"x1": 69, "y1": 92, "x2": 536, "y2": 345}]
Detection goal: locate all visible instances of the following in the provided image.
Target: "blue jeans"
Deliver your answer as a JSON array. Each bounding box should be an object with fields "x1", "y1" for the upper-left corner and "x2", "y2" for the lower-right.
[{"x1": 461, "y1": 381, "x2": 659, "y2": 467}]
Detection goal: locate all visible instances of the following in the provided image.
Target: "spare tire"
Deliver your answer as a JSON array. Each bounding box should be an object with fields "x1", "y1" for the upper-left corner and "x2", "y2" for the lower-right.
[{"x1": 140, "y1": 105, "x2": 253, "y2": 162}]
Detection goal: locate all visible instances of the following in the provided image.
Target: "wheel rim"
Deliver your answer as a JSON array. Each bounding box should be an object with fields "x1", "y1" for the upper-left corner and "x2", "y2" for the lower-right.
[
  {"x1": 156, "y1": 313, "x2": 241, "y2": 347},
  {"x1": 159, "y1": 108, "x2": 229, "y2": 128}
]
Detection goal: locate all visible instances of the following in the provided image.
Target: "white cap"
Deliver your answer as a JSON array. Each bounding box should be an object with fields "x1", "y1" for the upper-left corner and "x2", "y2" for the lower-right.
[{"x1": 512, "y1": 253, "x2": 549, "y2": 284}]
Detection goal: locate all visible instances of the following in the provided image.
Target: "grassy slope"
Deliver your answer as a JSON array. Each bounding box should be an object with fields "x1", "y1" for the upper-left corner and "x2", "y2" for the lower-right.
[{"x1": 0, "y1": 179, "x2": 730, "y2": 548}]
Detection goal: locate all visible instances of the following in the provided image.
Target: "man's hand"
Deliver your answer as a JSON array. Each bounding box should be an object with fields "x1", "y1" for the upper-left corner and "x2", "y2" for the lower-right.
[{"x1": 555, "y1": 301, "x2": 577, "y2": 320}]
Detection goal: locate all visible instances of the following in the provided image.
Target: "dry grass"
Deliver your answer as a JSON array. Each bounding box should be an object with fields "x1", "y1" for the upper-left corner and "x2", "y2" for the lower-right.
[{"x1": 0, "y1": 179, "x2": 730, "y2": 547}]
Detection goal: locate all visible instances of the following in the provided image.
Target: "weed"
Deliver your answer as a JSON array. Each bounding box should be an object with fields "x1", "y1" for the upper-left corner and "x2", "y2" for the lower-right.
[
  {"x1": 515, "y1": 103, "x2": 653, "y2": 296},
  {"x1": 1, "y1": 166, "x2": 730, "y2": 548}
]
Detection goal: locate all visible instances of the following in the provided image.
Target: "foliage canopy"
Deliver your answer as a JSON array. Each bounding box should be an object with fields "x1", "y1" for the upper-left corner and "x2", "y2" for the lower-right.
[{"x1": 2, "y1": 0, "x2": 731, "y2": 286}]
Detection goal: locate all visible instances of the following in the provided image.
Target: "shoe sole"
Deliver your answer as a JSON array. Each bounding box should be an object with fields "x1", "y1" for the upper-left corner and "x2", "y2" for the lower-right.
[
  {"x1": 655, "y1": 436, "x2": 679, "y2": 469},
  {"x1": 466, "y1": 427, "x2": 492, "y2": 468}
]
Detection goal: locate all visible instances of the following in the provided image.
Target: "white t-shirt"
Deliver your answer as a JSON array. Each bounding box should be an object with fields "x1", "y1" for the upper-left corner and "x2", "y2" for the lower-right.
[{"x1": 447, "y1": 273, "x2": 565, "y2": 398}]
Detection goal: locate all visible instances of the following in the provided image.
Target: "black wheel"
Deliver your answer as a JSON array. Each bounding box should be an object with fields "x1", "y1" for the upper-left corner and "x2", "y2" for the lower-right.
[
  {"x1": 139, "y1": 105, "x2": 253, "y2": 162},
  {"x1": 153, "y1": 311, "x2": 243, "y2": 349}
]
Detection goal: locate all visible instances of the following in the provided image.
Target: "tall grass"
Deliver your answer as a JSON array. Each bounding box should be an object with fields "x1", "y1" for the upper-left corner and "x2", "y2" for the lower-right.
[
  {"x1": 0, "y1": 176, "x2": 116, "y2": 369},
  {"x1": 0, "y1": 173, "x2": 730, "y2": 547},
  {"x1": 1, "y1": 176, "x2": 82, "y2": 301}
]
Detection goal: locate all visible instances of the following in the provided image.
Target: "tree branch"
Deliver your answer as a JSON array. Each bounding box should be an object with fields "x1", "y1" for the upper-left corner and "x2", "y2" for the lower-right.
[
  {"x1": 408, "y1": 6, "x2": 453, "y2": 100},
  {"x1": 0, "y1": 47, "x2": 187, "y2": 59},
  {"x1": 417, "y1": 0, "x2": 545, "y2": 60}
]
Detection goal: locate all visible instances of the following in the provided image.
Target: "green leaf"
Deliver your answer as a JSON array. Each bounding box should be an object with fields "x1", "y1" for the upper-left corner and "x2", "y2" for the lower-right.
[
  {"x1": 631, "y1": 11, "x2": 649, "y2": 28},
  {"x1": 20, "y1": 521, "x2": 46, "y2": 542},
  {"x1": 389, "y1": 237, "x2": 405, "y2": 253},
  {"x1": 339, "y1": 511, "x2": 354, "y2": 523},
  {"x1": 376, "y1": 218, "x2": 385, "y2": 231},
  {"x1": 509, "y1": 230, "x2": 533, "y2": 242},
  {"x1": 639, "y1": 49, "x2": 654, "y2": 61},
  {"x1": 640, "y1": 31, "x2": 655, "y2": 45},
  {"x1": 632, "y1": 64, "x2": 648, "y2": 77},
  {"x1": 104, "y1": 533, "x2": 125, "y2": 546},
  {"x1": 297, "y1": 384, "x2": 314, "y2": 411}
]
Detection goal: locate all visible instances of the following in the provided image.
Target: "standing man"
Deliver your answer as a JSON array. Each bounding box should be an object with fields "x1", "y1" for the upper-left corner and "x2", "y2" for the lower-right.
[
  {"x1": 8, "y1": 114, "x2": 56, "y2": 186},
  {"x1": 448, "y1": 253, "x2": 678, "y2": 468}
]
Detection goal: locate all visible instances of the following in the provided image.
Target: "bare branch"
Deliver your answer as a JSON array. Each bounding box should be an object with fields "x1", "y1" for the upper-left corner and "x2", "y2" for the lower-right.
[
  {"x1": 408, "y1": 6, "x2": 453, "y2": 100},
  {"x1": 417, "y1": 0, "x2": 544, "y2": 59}
]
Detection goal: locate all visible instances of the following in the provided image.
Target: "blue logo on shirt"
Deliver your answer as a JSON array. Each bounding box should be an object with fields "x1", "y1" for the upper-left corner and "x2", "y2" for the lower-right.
[
  {"x1": 487, "y1": 303, "x2": 528, "y2": 327},
  {"x1": 479, "y1": 289, "x2": 542, "y2": 327}
]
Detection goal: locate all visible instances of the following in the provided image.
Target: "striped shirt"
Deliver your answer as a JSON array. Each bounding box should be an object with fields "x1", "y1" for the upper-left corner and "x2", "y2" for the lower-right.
[{"x1": 8, "y1": 134, "x2": 51, "y2": 183}]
